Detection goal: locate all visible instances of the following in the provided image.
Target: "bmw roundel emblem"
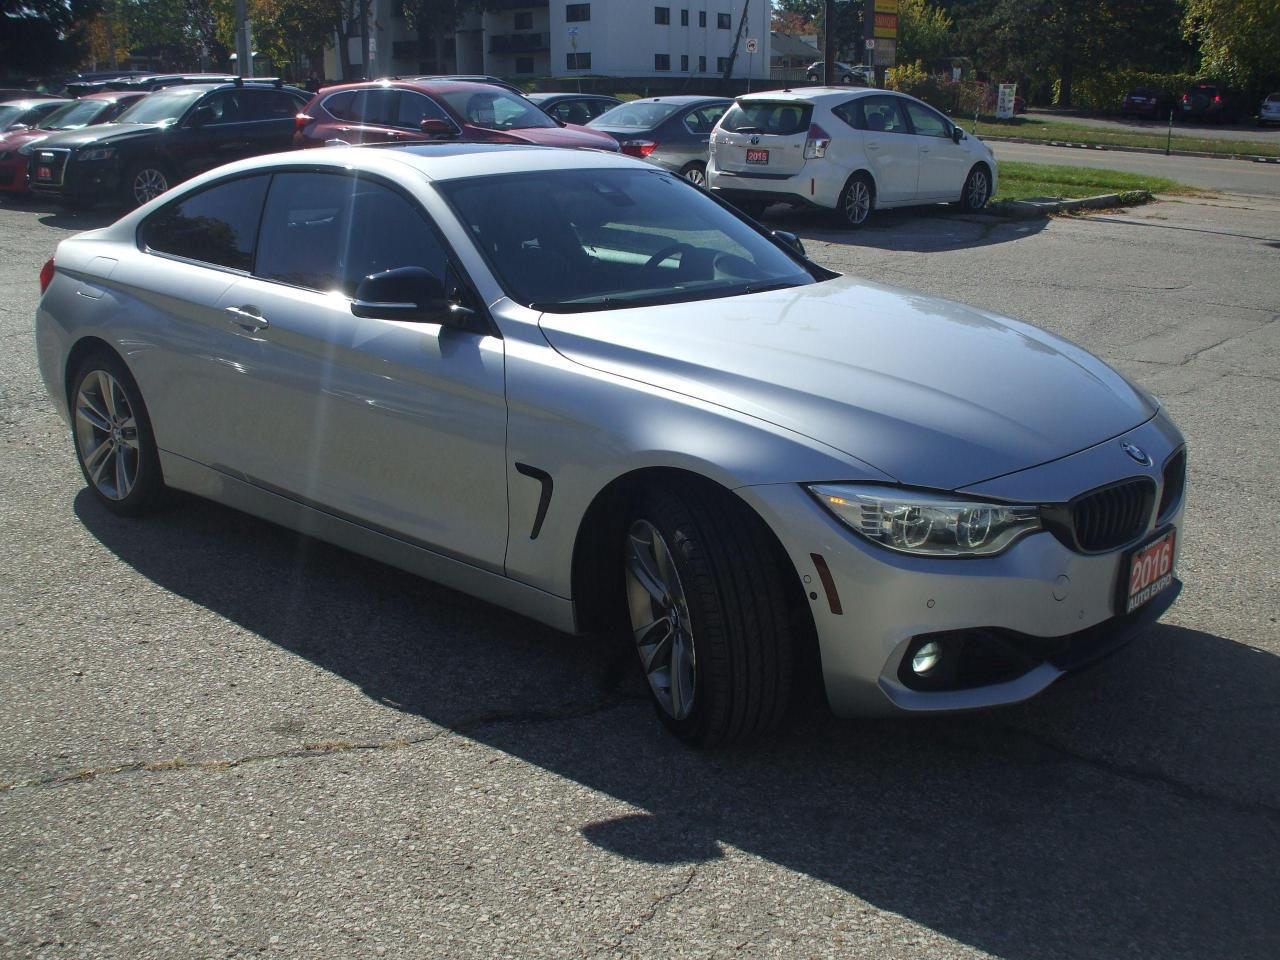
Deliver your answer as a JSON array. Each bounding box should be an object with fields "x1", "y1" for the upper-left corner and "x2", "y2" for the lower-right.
[{"x1": 1121, "y1": 441, "x2": 1150, "y2": 465}]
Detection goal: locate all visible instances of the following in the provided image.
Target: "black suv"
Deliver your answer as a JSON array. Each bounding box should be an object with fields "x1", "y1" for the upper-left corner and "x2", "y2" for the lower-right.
[{"x1": 29, "y1": 79, "x2": 308, "y2": 208}]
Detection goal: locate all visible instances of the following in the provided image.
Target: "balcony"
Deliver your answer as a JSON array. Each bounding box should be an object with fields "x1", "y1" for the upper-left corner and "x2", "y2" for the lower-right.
[{"x1": 489, "y1": 32, "x2": 550, "y2": 54}]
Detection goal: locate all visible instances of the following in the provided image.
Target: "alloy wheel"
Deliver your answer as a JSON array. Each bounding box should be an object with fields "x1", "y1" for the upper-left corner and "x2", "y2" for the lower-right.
[
  {"x1": 74, "y1": 370, "x2": 140, "y2": 501},
  {"x1": 132, "y1": 168, "x2": 169, "y2": 205},
  {"x1": 625, "y1": 519, "x2": 697, "y2": 720},
  {"x1": 684, "y1": 165, "x2": 707, "y2": 187},
  {"x1": 844, "y1": 180, "x2": 871, "y2": 225},
  {"x1": 968, "y1": 169, "x2": 990, "y2": 208}
]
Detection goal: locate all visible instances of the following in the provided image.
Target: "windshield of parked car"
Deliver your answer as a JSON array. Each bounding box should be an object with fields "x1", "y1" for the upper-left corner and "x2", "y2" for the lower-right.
[
  {"x1": 438, "y1": 168, "x2": 815, "y2": 312},
  {"x1": 115, "y1": 87, "x2": 204, "y2": 124},
  {"x1": 0, "y1": 104, "x2": 31, "y2": 127},
  {"x1": 434, "y1": 88, "x2": 556, "y2": 130},
  {"x1": 590, "y1": 100, "x2": 683, "y2": 129},
  {"x1": 38, "y1": 99, "x2": 110, "y2": 129}
]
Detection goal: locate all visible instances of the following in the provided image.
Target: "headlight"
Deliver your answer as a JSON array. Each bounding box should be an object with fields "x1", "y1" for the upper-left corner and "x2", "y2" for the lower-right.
[
  {"x1": 77, "y1": 147, "x2": 116, "y2": 162},
  {"x1": 807, "y1": 484, "x2": 1042, "y2": 557}
]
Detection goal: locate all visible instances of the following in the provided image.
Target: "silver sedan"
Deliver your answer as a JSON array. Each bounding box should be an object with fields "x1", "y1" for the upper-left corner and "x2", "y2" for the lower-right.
[{"x1": 34, "y1": 144, "x2": 1186, "y2": 745}]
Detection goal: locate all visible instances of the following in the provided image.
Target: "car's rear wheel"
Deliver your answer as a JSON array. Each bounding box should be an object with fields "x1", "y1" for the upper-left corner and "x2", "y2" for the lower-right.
[
  {"x1": 623, "y1": 480, "x2": 795, "y2": 746},
  {"x1": 837, "y1": 173, "x2": 874, "y2": 228},
  {"x1": 122, "y1": 162, "x2": 171, "y2": 208},
  {"x1": 958, "y1": 164, "x2": 992, "y2": 212},
  {"x1": 680, "y1": 161, "x2": 708, "y2": 188},
  {"x1": 70, "y1": 351, "x2": 164, "y2": 515}
]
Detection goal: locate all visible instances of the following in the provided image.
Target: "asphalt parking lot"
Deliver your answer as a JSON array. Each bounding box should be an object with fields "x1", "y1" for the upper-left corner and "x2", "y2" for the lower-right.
[{"x1": 2, "y1": 184, "x2": 1278, "y2": 959}]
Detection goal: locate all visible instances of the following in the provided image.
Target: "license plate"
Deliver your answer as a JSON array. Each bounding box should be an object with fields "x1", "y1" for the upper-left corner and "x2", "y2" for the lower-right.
[
  {"x1": 36, "y1": 166, "x2": 51, "y2": 180},
  {"x1": 745, "y1": 148, "x2": 769, "y2": 164},
  {"x1": 1120, "y1": 528, "x2": 1176, "y2": 614}
]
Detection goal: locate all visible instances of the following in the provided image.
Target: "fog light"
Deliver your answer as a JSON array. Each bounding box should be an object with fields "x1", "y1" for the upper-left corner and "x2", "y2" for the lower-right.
[{"x1": 912, "y1": 641, "x2": 942, "y2": 675}]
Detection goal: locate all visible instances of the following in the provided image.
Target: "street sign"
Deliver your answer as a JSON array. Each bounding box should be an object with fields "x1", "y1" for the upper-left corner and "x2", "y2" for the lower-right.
[
  {"x1": 872, "y1": 39, "x2": 896, "y2": 67},
  {"x1": 996, "y1": 83, "x2": 1017, "y2": 119},
  {"x1": 865, "y1": 38, "x2": 876, "y2": 50},
  {"x1": 745, "y1": 38, "x2": 758, "y2": 54},
  {"x1": 568, "y1": 26, "x2": 579, "y2": 37}
]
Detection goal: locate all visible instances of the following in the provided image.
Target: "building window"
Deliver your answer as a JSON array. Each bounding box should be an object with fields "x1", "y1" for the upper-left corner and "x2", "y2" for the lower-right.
[
  {"x1": 697, "y1": 55, "x2": 706, "y2": 72},
  {"x1": 654, "y1": 6, "x2": 669, "y2": 25},
  {"x1": 655, "y1": 53, "x2": 670, "y2": 70},
  {"x1": 680, "y1": 54, "x2": 688, "y2": 71},
  {"x1": 717, "y1": 56, "x2": 729, "y2": 72},
  {"x1": 567, "y1": 51, "x2": 591, "y2": 69},
  {"x1": 566, "y1": 3, "x2": 590, "y2": 22},
  {"x1": 718, "y1": 13, "x2": 731, "y2": 29},
  {"x1": 681, "y1": 9, "x2": 688, "y2": 26},
  {"x1": 515, "y1": 56, "x2": 534, "y2": 74},
  {"x1": 514, "y1": 11, "x2": 533, "y2": 29},
  {"x1": 698, "y1": 11, "x2": 706, "y2": 27}
]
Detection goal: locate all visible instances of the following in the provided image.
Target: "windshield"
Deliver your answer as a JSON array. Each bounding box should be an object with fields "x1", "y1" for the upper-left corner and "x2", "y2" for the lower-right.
[
  {"x1": 0, "y1": 104, "x2": 28, "y2": 127},
  {"x1": 438, "y1": 168, "x2": 815, "y2": 312},
  {"x1": 39, "y1": 99, "x2": 110, "y2": 130},
  {"x1": 590, "y1": 100, "x2": 682, "y2": 129},
  {"x1": 115, "y1": 87, "x2": 204, "y2": 124},
  {"x1": 435, "y1": 88, "x2": 556, "y2": 130}
]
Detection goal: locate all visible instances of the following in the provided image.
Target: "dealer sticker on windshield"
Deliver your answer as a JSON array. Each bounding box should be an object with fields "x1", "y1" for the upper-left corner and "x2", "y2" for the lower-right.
[{"x1": 1122, "y1": 528, "x2": 1175, "y2": 614}]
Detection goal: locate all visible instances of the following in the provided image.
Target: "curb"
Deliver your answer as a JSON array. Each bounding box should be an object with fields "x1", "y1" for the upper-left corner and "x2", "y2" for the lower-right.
[
  {"x1": 978, "y1": 134, "x2": 1279, "y2": 164},
  {"x1": 989, "y1": 191, "x2": 1153, "y2": 220}
]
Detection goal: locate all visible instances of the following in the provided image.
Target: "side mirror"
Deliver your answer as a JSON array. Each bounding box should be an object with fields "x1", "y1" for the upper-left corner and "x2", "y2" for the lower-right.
[
  {"x1": 772, "y1": 229, "x2": 806, "y2": 259},
  {"x1": 189, "y1": 105, "x2": 215, "y2": 128},
  {"x1": 419, "y1": 117, "x2": 456, "y2": 138},
  {"x1": 351, "y1": 266, "x2": 475, "y2": 326},
  {"x1": 951, "y1": 125, "x2": 965, "y2": 144}
]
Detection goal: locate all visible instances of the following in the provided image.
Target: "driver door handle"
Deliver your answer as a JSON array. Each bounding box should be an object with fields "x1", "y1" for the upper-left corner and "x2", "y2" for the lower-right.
[{"x1": 225, "y1": 305, "x2": 268, "y2": 331}]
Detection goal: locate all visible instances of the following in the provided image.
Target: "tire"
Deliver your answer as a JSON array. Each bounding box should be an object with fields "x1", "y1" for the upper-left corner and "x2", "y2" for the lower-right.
[
  {"x1": 679, "y1": 161, "x2": 708, "y2": 188},
  {"x1": 807, "y1": 73, "x2": 818, "y2": 84},
  {"x1": 622, "y1": 479, "x2": 795, "y2": 746},
  {"x1": 69, "y1": 350, "x2": 164, "y2": 516},
  {"x1": 958, "y1": 164, "x2": 992, "y2": 212},
  {"x1": 120, "y1": 161, "x2": 171, "y2": 209},
  {"x1": 836, "y1": 173, "x2": 874, "y2": 228}
]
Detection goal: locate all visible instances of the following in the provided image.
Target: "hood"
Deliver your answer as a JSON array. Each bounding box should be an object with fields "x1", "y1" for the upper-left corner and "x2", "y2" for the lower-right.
[
  {"x1": 505, "y1": 124, "x2": 620, "y2": 151},
  {"x1": 0, "y1": 127, "x2": 47, "y2": 150},
  {"x1": 33, "y1": 122, "x2": 161, "y2": 150},
  {"x1": 538, "y1": 277, "x2": 1156, "y2": 490}
]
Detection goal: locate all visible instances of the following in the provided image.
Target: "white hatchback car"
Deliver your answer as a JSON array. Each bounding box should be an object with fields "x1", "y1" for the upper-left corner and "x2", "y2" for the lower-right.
[{"x1": 707, "y1": 88, "x2": 997, "y2": 227}]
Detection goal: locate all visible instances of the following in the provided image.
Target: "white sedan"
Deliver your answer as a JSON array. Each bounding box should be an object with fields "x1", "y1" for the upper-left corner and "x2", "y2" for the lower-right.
[{"x1": 708, "y1": 87, "x2": 997, "y2": 227}]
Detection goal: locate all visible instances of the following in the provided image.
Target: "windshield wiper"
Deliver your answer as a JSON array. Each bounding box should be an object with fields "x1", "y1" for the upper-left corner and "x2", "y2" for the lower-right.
[{"x1": 742, "y1": 280, "x2": 801, "y2": 295}]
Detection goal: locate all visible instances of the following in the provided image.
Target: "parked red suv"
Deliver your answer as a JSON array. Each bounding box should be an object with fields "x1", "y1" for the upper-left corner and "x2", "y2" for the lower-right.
[{"x1": 293, "y1": 79, "x2": 619, "y2": 152}]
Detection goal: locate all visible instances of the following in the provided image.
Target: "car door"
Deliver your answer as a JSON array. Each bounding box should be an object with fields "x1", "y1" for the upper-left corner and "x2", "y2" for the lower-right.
[
  {"x1": 901, "y1": 97, "x2": 969, "y2": 200},
  {"x1": 172, "y1": 90, "x2": 256, "y2": 179},
  {"x1": 833, "y1": 95, "x2": 918, "y2": 203},
  {"x1": 392, "y1": 90, "x2": 461, "y2": 142},
  {"x1": 210, "y1": 169, "x2": 509, "y2": 571},
  {"x1": 239, "y1": 89, "x2": 306, "y2": 156}
]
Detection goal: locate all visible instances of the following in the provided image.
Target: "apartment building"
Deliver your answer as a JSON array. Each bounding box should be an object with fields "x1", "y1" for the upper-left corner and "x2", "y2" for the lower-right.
[{"x1": 328, "y1": 0, "x2": 772, "y2": 82}]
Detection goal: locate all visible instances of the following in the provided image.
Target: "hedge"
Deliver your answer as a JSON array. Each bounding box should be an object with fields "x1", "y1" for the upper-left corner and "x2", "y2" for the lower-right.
[{"x1": 1056, "y1": 69, "x2": 1201, "y2": 111}]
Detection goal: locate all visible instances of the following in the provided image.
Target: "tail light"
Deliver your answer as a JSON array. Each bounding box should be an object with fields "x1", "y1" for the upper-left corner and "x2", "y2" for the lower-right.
[
  {"x1": 294, "y1": 113, "x2": 312, "y2": 132},
  {"x1": 39, "y1": 256, "x2": 55, "y2": 294},
  {"x1": 1213, "y1": 94, "x2": 1222, "y2": 103},
  {"x1": 1181, "y1": 93, "x2": 1190, "y2": 103},
  {"x1": 803, "y1": 123, "x2": 831, "y2": 160},
  {"x1": 620, "y1": 139, "x2": 658, "y2": 158}
]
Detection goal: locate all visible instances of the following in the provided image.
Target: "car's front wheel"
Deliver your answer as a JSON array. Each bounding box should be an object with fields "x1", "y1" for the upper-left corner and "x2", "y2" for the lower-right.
[
  {"x1": 122, "y1": 162, "x2": 171, "y2": 208},
  {"x1": 958, "y1": 164, "x2": 992, "y2": 212},
  {"x1": 837, "y1": 173, "x2": 874, "y2": 228},
  {"x1": 70, "y1": 351, "x2": 164, "y2": 515},
  {"x1": 623, "y1": 481, "x2": 795, "y2": 746}
]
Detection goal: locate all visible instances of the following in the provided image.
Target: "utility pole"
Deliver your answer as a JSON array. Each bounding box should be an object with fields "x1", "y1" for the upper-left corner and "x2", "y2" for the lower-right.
[
  {"x1": 824, "y1": 0, "x2": 836, "y2": 86},
  {"x1": 722, "y1": 0, "x2": 750, "y2": 84},
  {"x1": 234, "y1": 0, "x2": 254, "y2": 78}
]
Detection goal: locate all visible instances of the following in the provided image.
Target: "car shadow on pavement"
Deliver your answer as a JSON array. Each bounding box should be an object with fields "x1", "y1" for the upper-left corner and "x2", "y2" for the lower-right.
[
  {"x1": 0, "y1": 194, "x2": 117, "y2": 230},
  {"x1": 75, "y1": 489, "x2": 1279, "y2": 960},
  {"x1": 761, "y1": 203, "x2": 1049, "y2": 254}
]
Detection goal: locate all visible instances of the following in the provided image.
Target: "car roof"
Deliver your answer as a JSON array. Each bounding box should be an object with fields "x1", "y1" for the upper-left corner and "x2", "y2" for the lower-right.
[
  {"x1": 617, "y1": 95, "x2": 730, "y2": 106},
  {"x1": 319, "y1": 79, "x2": 518, "y2": 97},
  {"x1": 79, "y1": 90, "x2": 145, "y2": 102},
  {"x1": 736, "y1": 87, "x2": 882, "y2": 103},
  {"x1": 6, "y1": 98, "x2": 70, "y2": 108}
]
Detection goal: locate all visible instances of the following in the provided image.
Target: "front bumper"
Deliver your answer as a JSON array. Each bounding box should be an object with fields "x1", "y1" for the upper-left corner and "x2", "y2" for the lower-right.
[
  {"x1": 28, "y1": 157, "x2": 120, "y2": 202},
  {"x1": 737, "y1": 413, "x2": 1185, "y2": 717}
]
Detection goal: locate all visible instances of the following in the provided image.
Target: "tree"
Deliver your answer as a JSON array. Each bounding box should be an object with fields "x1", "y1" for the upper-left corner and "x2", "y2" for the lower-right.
[
  {"x1": 405, "y1": 0, "x2": 476, "y2": 77},
  {"x1": 1183, "y1": 0, "x2": 1280, "y2": 92},
  {"x1": 1, "y1": 0, "x2": 101, "y2": 75},
  {"x1": 897, "y1": 0, "x2": 953, "y2": 67}
]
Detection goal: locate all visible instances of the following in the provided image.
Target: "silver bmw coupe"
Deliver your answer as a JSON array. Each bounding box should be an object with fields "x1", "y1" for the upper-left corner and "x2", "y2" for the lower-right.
[{"x1": 35, "y1": 144, "x2": 1186, "y2": 745}]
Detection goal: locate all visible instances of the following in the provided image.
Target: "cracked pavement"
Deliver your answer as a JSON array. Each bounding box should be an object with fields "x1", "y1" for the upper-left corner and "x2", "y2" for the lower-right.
[{"x1": 2, "y1": 188, "x2": 1278, "y2": 959}]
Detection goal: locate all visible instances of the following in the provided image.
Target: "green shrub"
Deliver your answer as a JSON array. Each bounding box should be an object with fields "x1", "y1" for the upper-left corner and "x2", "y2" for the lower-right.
[{"x1": 1058, "y1": 69, "x2": 1201, "y2": 111}]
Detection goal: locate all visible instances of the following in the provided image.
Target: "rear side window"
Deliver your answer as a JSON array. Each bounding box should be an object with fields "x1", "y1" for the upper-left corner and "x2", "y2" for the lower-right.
[
  {"x1": 683, "y1": 104, "x2": 728, "y2": 134},
  {"x1": 720, "y1": 102, "x2": 812, "y2": 135},
  {"x1": 253, "y1": 171, "x2": 450, "y2": 296},
  {"x1": 250, "y1": 90, "x2": 305, "y2": 120},
  {"x1": 140, "y1": 175, "x2": 270, "y2": 271},
  {"x1": 834, "y1": 95, "x2": 909, "y2": 134},
  {"x1": 324, "y1": 89, "x2": 399, "y2": 126}
]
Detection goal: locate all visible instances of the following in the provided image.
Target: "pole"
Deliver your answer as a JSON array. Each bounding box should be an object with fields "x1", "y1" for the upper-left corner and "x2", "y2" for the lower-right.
[
  {"x1": 234, "y1": 0, "x2": 252, "y2": 78},
  {"x1": 824, "y1": 0, "x2": 836, "y2": 86},
  {"x1": 1166, "y1": 108, "x2": 1173, "y2": 156}
]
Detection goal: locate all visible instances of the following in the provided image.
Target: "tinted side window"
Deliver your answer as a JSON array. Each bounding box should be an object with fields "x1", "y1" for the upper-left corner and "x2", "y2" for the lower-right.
[
  {"x1": 326, "y1": 89, "x2": 398, "y2": 126},
  {"x1": 395, "y1": 92, "x2": 450, "y2": 128},
  {"x1": 201, "y1": 91, "x2": 247, "y2": 125},
  {"x1": 254, "y1": 172, "x2": 449, "y2": 296},
  {"x1": 847, "y1": 95, "x2": 910, "y2": 134},
  {"x1": 903, "y1": 100, "x2": 950, "y2": 138},
  {"x1": 683, "y1": 104, "x2": 727, "y2": 134},
  {"x1": 250, "y1": 90, "x2": 305, "y2": 121},
  {"x1": 141, "y1": 175, "x2": 269, "y2": 271}
]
